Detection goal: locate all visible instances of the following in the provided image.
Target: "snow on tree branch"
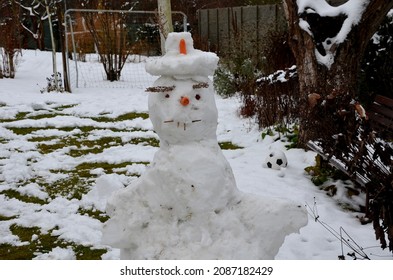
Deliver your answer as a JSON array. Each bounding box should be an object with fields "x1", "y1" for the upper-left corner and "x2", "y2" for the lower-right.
[{"x1": 297, "y1": 0, "x2": 369, "y2": 68}]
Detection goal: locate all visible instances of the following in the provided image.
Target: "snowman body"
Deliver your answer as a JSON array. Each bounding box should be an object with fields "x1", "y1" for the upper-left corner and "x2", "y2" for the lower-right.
[{"x1": 102, "y1": 33, "x2": 307, "y2": 259}]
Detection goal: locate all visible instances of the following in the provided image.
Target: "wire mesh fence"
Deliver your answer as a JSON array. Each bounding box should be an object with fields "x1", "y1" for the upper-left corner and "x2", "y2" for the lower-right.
[{"x1": 64, "y1": 9, "x2": 186, "y2": 90}]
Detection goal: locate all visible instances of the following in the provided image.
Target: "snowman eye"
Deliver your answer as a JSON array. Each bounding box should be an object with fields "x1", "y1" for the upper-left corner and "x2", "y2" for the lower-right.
[
  {"x1": 165, "y1": 94, "x2": 170, "y2": 98},
  {"x1": 195, "y1": 94, "x2": 201, "y2": 100}
]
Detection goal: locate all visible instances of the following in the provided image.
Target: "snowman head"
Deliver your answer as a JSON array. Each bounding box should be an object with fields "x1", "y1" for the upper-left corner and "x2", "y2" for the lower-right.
[
  {"x1": 145, "y1": 32, "x2": 219, "y2": 146},
  {"x1": 147, "y1": 76, "x2": 218, "y2": 145}
]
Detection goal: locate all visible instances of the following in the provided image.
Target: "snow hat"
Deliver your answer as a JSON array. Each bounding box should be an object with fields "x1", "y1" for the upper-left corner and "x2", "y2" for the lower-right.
[{"x1": 145, "y1": 32, "x2": 219, "y2": 78}]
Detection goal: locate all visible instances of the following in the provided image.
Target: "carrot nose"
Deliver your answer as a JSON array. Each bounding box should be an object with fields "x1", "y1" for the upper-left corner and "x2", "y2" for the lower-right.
[
  {"x1": 180, "y1": 96, "x2": 190, "y2": 106},
  {"x1": 179, "y1": 38, "x2": 187, "y2": 54}
]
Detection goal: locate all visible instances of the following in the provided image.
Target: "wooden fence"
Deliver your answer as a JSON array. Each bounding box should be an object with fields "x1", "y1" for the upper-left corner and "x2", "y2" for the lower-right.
[{"x1": 197, "y1": 4, "x2": 286, "y2": 57}]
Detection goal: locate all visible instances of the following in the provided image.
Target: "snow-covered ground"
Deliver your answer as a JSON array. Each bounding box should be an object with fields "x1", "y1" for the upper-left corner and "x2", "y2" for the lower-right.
[{"x1": 0, "y1": 50, "x2": 391, "y2": 260}]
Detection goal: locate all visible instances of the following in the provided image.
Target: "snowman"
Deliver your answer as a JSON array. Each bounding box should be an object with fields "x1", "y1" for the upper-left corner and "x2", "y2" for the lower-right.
[{"x1": 101, "y1": 32, "x2": 307, "y2": 259}]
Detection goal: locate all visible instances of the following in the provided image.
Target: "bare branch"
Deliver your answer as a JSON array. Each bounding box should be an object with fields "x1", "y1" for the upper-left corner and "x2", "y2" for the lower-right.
[{"x1": 145, "y1": 86, "x2": 176, "y2": 93}]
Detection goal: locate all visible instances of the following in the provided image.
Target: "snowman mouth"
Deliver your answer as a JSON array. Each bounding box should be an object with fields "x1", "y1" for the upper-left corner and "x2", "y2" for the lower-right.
[{"x1": 163, "y1": 120, "x2": 202, "y2": 130}]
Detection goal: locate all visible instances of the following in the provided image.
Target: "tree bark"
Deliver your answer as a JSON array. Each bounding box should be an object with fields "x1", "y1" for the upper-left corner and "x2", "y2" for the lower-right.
[{"x1": 283, "y1": 0, "x2": 393, "y2": 145}]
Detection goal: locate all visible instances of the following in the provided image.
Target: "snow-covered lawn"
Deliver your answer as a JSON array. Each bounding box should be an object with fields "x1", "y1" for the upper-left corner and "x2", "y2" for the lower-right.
[{"x1": 0, "y1": 50, "x2": 391, "y2": 260}]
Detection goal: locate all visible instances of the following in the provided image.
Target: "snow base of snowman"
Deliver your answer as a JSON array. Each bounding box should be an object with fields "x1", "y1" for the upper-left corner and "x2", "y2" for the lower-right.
[{"x1": 101, "y1": 32, "x2": 307, "y2": 259}]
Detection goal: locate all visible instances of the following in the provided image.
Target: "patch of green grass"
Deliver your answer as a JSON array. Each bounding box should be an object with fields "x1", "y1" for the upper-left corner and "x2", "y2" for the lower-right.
[
  {"x1": 38, "y1": 136, "x2": 124, "y2": 156},
  {"x1": 0, "y1": 225, "x2": 46, "y2": 259},
  {"x1": 0, "y1": 214, "x2": 18, "y2": 221},
  {"x1": 79, "y1": 207, "x2": 109, "y2": 223},
  {"x1": 15, "y1": 112, "x2": 30, "y2": 120},
  {"x1": 38, "y1": 134, "x2": 160, "y2": 155},
  {"x1": 305, "y1": 155, "x2": 350, "y2": 187},
  {"x1": 261, "y1": 128, "x2": 275, "y2": 139},
  {"x1": 0, "y1": 225, "x2": 107, "y2": 260},
  {"x1": 0, "y1": 189, "x2": 47, "y2": 205},
  {"x1": 91, "y1": 112, "x2": 149, "y2": 122},
  {"x1": 130, "y1": 137, "x2": 159, "y2": 147},
  {"x1": 219, "y1": 141, "x2": 243, "y2": 150},
  {"x1": 69, "y1": 137, "x2": 124, "y2": 157},
  {"x1": 42, "y1": 174, "x2": 92, "y2": 200},
  {"x1": 72, "y1": 244, "x2": 107, "y2": 260},
  {"x1": 261, "y1": 124, "x2": 299, "y2": 149},
  {"x1": 38, "y1": 142, "x2": 68, "y2": 154},
  {"x1": 52, "y1": 104, "x2": 78, "y2": 111},
  {"x1": 45, "y1": 161, "x2": 148, "y2": 199},
  {"x1": 0, "y1": 107, "x2": 159, "y2": 259},
  {"x1": 58, "y1": 126, "x2": 82, "y2": 132},
  {"x1": 10, "y1": 126, "x2": 95, "y2": 136},
  {"x1": 0, "y1": 118, "x2": 18, "y2": 123},
  {"x1": 0, "y1": 225, "x2": 61, "y2": 260},
  {"x1": 29, "y1": 136, "x2": 59, "y2": 142},
  {"x1": 75, "y1": 161, "x2": 149, "y2": 175},
  {"x1": 28, "y1": 113, "x2": 60, "y2": 120},
  {"x1": 6, "y1": 127, "x2": 43, "y2": 135}
]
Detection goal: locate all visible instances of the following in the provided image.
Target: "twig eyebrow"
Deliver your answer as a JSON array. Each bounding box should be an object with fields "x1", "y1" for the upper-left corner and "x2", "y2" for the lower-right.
[
  {"x1": 145, "y1": 86, "x2": 176, "y2": 93},
  {"x1": 192, "y1": 82, "x2": 209, "y2": 89}
]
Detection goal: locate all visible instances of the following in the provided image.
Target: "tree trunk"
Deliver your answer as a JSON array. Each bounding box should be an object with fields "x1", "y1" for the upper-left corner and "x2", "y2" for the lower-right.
[
  {"x1": 56, "y1": 3, "x2": 70, "y2": 92},
  {"x1": 8, "y1": 51, "x2": 15, "y2": 78},
  {"x1": 37, "y1": 22, "x2": 45, "y2": 50},
  {"x1": 45, "y1": 0, "x2": 59, "y2": 89},
  {"x1": 283, "y1": 0, "x2": 393, "y2": 146}
]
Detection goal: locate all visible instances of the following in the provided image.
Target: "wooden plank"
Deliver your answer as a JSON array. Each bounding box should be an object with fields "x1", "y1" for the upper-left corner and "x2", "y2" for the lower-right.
[
  {"x1": 369, "y1": 95, "x2": 393, "y2": 136},
  {"x1": 370, "y1": 103, "x2": 393, "y2": 120},
  {"x1": 369, "y1": 111, "x2": 393, "y2": 127},
  {"x1": 375, "y1": 95, "x2": 393, "y2": 109}
]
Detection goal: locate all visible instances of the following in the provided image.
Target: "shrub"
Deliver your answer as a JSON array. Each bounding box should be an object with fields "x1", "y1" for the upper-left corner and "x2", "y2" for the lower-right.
[
  {"x1": 359, "y1": 13, "x2": 393, "y2": 105},
  {"x1": 213, "y1": 26, "x2": 300, "y2": 131},
  {"x1": 40, "y1": 72, "x2": 65, "y2": 93}
]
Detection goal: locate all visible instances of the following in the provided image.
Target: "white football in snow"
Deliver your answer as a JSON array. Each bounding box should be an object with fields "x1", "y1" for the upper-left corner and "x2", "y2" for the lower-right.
[{"x1": 265, "y1": 150, "x2": 288, "y2": 170}]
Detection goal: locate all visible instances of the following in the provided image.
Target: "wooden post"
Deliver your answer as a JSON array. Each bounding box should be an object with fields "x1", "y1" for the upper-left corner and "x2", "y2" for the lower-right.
[{"x1": 157, "y1": 0, "x2": 173, "y2": 54}]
